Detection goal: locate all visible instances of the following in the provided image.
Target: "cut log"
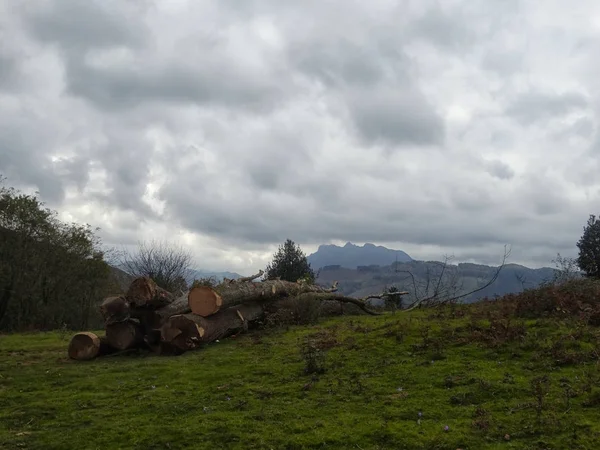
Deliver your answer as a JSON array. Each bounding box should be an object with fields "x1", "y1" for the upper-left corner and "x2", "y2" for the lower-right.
[
  {"x1": 100, "y1": 296, "x2": 131, "y2": 325},
  {"x1": 68, "y1": 332, "x2": 114, "y2": 361},
  {"x1": 160, "y1": 303, "x2": 265, "y2": 351},
  {"x1": 126, "y1": 277, "x2": 176, "y2": 308},
  {"x1": 153, "y1": 292, "x2": 191, "y2": 320},
  {"x1": 187, "y1": 279, "x2": 338, "y2": 317},
  {"x1": 106, "y1": 320, "x2": 145, "y2": 350}
]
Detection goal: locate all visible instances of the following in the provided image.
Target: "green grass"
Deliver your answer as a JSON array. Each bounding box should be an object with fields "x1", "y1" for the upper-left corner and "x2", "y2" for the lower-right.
[{"x1": 2, "y1": 303, "x2": 600, "y2": 449}]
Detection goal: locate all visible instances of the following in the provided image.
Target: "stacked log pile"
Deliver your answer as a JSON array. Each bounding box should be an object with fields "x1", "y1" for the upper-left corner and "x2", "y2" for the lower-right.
[{"x1": 68, "y1": 271, "x2": 408, "y2": 361}]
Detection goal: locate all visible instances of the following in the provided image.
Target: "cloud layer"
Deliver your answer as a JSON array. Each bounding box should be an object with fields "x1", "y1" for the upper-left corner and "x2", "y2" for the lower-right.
[{"x1": 1, "y1": 0, "x2": 599, "y2": 273}]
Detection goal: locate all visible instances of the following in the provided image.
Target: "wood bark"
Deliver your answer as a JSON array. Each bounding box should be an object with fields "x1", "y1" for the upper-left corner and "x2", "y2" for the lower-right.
[
  {"x1": 68, "y1": 332, "x2": 114, "y2": 360},
  {"x1": 160, "y1": 302, "x2": 265, "y2": 351},
  {"x1": 126, "y1": 277, "x2": 176, "y2": 308},
  {"x1": 187, "y1": 279, "x2": 338, "y2": 317},
  {"x1": 106, "y1": 320, "x2": 145, "y2": 350},
  {"x1": 99, "y1": 296, "x2": 131, "y2": 325}
]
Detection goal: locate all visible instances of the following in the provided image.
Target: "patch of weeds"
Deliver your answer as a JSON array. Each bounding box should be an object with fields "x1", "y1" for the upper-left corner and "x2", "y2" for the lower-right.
[
  {"x1": 530, "y1": 375, "x2": 551, "y2": 424},
  {"x1": 502, "y1": 372, "x2": 516, "y2": 384},
  {"x1": 559, "y1": 377, "x2": 575, "y2": 411},
  {"x1": 299, "y1": 337, "x2": 327, "y2": 375},
  {"x1": 582, "y1": 388, "x2": 600, "y2": 408},
  {"x1": 472, "y1": 405, "x2": 493, "y2": 432}
]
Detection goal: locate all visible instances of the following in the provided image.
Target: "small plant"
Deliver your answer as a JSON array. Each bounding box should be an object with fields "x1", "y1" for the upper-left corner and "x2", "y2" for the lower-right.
[
  {"x1": 300, "y1": 337, "x2": 327, "y2": 375},
  {"x1": 58, "y1": 322, "x2": 70, "y2": 341},
  {"x1": 559, "y1": 378, "x2": 575, "y2": 411},
  {"x1": 472, "y1": 406, "x2": 492, "y2": 431},
  {"x1": 530, "y1": 375, "x2": 551, "y2": 424}
]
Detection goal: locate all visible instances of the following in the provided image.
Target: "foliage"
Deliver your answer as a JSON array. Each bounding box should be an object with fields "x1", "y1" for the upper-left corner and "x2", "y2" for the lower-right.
[
  {"x1": 383, "y1": 285, "x2": 403, "y2": 311},
  {"x1": 191, "y1": 276, "x2": 219, "y2": 289},
  {"x1": 117, "y1": 239, "x2": 193, "y2": 292},
  {"x1": 494, "y1": 277, "x2": 600, "y2": 326},
  {"x1": 4, "y1": 290, "x2": 600, "y2": 449},
  {"x1": 264, "y1": 238, "x2": 316, "y2": 284},
  {"x1": 548, "y1": 253, "x2": 581, "y2": 285},
  {"x1": 577, "y1": 214, "x2": 600, "y2": 278},
  {"x1": 0, "y1": 178, "x2": 110, "y2": 331}
]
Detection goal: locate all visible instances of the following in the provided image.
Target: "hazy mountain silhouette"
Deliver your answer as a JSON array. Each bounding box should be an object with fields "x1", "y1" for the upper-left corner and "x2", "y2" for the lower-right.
[{"x1": 308, "y1": 242, "x2": 412, "y2": 270}]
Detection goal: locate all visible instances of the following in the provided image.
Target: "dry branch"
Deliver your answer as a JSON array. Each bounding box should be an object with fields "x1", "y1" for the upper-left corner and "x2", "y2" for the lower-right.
[
  {"x1": 223, "y1": 270, "x2": 264, "y2": 284},
  {"x1": 402, "y1": 245, "x2": 512, "y2": 311},
  {"x1": 296, "y1": 290, "x2": 410, "y2": 316}
]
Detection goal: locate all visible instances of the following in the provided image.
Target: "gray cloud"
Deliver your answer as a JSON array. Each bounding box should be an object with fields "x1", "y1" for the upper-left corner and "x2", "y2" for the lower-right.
[
  {"x1": 2, "y1": 0, "x2": 600, "y2": 274},
  {"x1": 506, "y1": 90, "x2": 589, "y2": 125},
  {"x1": 346, "y1": 86, "x2": 445, "y2": 147}
]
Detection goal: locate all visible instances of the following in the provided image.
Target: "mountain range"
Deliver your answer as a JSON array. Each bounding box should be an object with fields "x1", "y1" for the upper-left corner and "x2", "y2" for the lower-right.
[
  {"x1": 110, "y1": 242, "x2": 568, "y2": 304},
  {"x1": 307, "y1": 242, "x2": 563, "y2": 303}
]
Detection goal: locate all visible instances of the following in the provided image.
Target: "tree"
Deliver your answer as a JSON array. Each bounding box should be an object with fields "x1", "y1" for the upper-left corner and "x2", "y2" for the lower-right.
[
  {"x1": 576, "y1": 215, "x2": 600, "y2": 278},
  {"x1": 264, "y1": 239, "x2": 316, "y2": 283},
  {"x1": 0, "y1": 177, "x2": 111, "y2": 331},
  {"x1": 549, "y1": 253, "x2": 581, "y2": 285},
  {"x1": 393, "y1": 246, "x2": 512, "y2": 309},
  {"x1": 117, "y1": 239, "x2": 193, "y2": 292}
]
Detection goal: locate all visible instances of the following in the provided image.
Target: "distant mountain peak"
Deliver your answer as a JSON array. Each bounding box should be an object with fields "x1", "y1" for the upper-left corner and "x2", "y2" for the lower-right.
[{"x1": 308, "y1": 242, "x2": 412, "y2": 270}]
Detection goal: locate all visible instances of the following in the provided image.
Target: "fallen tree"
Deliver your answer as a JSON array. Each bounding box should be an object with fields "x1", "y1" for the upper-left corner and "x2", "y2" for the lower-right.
[
  {"x1": 68, "y1": 273, "x2": 409, "y2": 360},
  {"x1": 187, "y1": 271, "x2": 338, "y2": 317}
]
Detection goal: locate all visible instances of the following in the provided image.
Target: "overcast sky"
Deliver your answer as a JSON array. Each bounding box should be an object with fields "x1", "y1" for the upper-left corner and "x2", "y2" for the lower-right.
[{"x1": 1, "y1": 0, "x2": 599, "y2": 274}]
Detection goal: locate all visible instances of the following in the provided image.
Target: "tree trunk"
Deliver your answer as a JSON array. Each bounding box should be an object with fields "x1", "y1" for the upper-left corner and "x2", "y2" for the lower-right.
[
  {"x1": 68, "y1": 332, "x2": 114, "y2": 360},
  {"x1": 126, "y1": 277, "x2": 176, "y2": 308},
  {"x1": 187, "y1": 279, "x2": 337, "y2": 317},
  {"x1": 160, "y1": 302, "x2": 265, "y2": 351},
  {"x1": 153, "y1": 292, "x2": 191, "y2": 319},
  {"x1": 106, "y1": 320, "x2": 145, "y2": 350}
]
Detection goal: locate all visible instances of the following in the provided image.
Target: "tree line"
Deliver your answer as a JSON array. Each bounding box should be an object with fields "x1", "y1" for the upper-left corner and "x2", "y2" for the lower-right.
[
  {"x1": 4, "y1": 171, "x2": 600, "y2": 332},
  {"x1": 0, "y1": 179, "x2": 112, "y2": 331}
]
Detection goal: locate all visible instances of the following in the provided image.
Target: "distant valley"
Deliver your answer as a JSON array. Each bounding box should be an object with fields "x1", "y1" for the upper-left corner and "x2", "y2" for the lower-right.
[{"x1": 308, "y1": 243, "x2": 562, "y2": 303}]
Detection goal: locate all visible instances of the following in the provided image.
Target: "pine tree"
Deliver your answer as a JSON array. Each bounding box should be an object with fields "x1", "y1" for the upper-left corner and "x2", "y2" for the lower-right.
[
  {"x1": 264, "y1": 239, "x2": 316, "y2": 283},
  {"x1": 576, "y1": 214, "x2": 600, "y2": 278}
]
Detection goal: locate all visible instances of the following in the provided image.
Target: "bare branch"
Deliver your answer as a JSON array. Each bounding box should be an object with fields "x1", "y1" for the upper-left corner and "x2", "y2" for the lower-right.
[{"x1": 117, "y1": 239, "x2": 193, "y2": 292}]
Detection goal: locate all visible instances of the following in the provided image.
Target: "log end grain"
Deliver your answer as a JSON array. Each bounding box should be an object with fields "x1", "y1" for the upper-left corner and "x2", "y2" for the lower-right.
[
  {"x1": 188, "y1": 286, "x2": 223, "y2": 317},
  {"x1": 68, "y1": 332, "x2": 102, "y2": 361}
]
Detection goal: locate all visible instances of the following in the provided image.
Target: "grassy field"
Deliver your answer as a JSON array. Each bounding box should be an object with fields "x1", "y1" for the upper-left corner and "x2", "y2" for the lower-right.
[{"x1": 2, "y1": 292, "x2": 600, "y2": 449}]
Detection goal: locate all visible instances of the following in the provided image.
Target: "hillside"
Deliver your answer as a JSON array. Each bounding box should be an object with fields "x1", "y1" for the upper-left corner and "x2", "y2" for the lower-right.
[
  {"x1": 3, "y1": 280, "x2": 600, "y2": 449},
  {"x1": 316, "y1": 260, "x2": 558, "y2": 303},
  {"x1": 308, "y1": 242, "x2": 412, "y2": 270}
]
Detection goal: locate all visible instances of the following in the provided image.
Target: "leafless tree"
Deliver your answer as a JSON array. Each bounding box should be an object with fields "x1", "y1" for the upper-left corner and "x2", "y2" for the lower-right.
[
  {"x1": 117, "y1": 239, "x2": 194, "y2": 292},
  {"x1": 393, "y1": 245, "x2": 512, "y2": 311},
  {"x1": 547, "y1": 253, "x2": 581, "y2": 286}
]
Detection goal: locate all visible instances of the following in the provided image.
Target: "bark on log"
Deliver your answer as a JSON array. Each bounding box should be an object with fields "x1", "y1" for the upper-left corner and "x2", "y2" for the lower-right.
[
  {"x1": 106, "y1": 320, "x2": 145, "y2": 350},
  {"x1": 126, "y1": 277, "x2": 176, "y2": 308},
  {"x1": 100, "y1": 296, "x2": 131, "y2": 325},
  {"x1": 160, "y1": 303, "x2": 265, "y2": 351},
  {"x1": 140, "y1": 292, "x2": 192, "y2": 328},
  {"x1": 187, "y1": 279, "x2": 338, "y2": 317},
  {"x1": 68, "y1": 332, "x2": 114, "y2": 360}
]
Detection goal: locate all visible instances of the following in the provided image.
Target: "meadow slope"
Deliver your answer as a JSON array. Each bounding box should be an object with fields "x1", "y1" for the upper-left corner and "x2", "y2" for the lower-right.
[{"x1": 2, "y1": 289, "x2": 600, "y2": 449}]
